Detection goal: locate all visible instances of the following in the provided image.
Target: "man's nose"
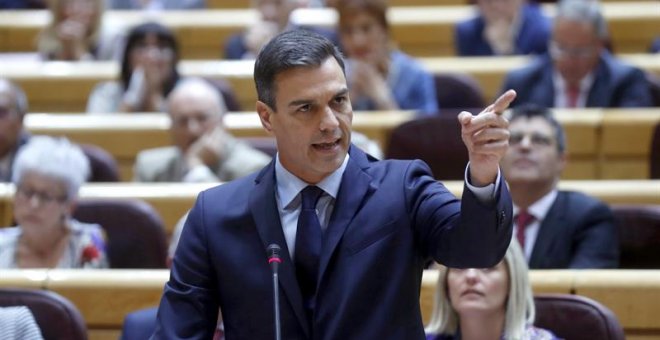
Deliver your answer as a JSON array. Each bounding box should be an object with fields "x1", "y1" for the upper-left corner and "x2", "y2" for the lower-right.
[{"x1": 319, "y1": 106, "x2": 340, "y2": 131}]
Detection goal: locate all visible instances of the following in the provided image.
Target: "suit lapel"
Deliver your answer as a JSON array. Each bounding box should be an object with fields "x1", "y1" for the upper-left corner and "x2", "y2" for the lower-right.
[
  {"x1": 586, "y1": 56, "x2": 610, "y2": 107},
  {"x1": 249, "y1": 161, "x2": 310, "y2": 337},
  {"x1": 538, "y1": 63, "x2": 556, "y2": 108},
  {"x1": 317, "y1": 147, "x2": 377, "y2": 286},
  {"x1": 529, "y1": 192, "x2": 566, "y2": 267}
]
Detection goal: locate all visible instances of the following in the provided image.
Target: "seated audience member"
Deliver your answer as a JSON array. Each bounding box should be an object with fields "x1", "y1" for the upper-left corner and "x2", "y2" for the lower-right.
[
  {"x1": 107, "y1": 0, "x2": 204, "y2": 10},
  {"x1": 455, "y1": 0, "x2": 550, "y2": 56},
  {"x1": 0, "y1": 0, "x2": 45, "y2": 9},
  {"x1": 501, "y1": 105, "x2": 618, "y2": 269},
  {"x1": 133, "y1": 78, "x2": 272, "y2": 182},
  {"x1": 37, "y1": 0, "x2": 116, "y2": 60},
  {"x1": 501, "y1": 0, "x2": 652, "y2": 108},
  {"x1": 334, "y1": 0, "x2": 438, "y2": 114},
  {"x1": 0, "y1": 136, "x2": 108, "y2": 269},
  {"x1": 0, "y1": 79, "x2": 29, "y2": 182},
  {"x1": 224, "y1": 0, "x2": 337, "y2": 60},
  {"x1": 0, "y1": 306, "x2": 44, "y2": 340},
  {"x1": 425, "y1": 241, "x2": 558, "y2": 340},
  {"x1": 87, "y1": 22, "x2": 179, "y2": 113}
]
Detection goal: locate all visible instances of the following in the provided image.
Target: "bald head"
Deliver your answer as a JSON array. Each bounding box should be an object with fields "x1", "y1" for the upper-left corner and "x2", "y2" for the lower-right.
[{"x1": 167, "y1": 78, "x2": 228, "y2": 152}]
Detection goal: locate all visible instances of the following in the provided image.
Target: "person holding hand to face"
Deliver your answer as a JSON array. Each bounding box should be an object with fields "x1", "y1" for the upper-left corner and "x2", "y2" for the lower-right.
[
  {"x1": 133, "y1": 78, "x2": 271, "y2": 183},
  {"x1": 87, "y1": 22, "x2": 180, "y2": 113},
  {"x1": 152, "y1": 29, "x2": 516, "y2": 339},
  {"x1": 335, "y1": 0, "x2": 439, "y2": 115}
]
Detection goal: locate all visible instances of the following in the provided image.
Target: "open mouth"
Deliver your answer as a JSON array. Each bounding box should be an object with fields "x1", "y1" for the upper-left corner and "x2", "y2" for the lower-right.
[{"x1": 312, "y1": 139, "x2": 341, "y2": 151}]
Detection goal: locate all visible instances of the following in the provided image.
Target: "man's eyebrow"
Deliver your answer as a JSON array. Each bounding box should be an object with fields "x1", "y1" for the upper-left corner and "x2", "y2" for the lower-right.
[
  {"x1": 288, "y1": 99, "x2": 314, "y2": 108},
  {"x1": 334, "y1": 88, "x2": 349, "y2": 97}
]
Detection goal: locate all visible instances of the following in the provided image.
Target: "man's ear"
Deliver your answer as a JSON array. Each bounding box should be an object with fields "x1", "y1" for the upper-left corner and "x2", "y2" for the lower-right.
[{"x1": 256, "y1": 101, "x2": 274, "y2": 133}]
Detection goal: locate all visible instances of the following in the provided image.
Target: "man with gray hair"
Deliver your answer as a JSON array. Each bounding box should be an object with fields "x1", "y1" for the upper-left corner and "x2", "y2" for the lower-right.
[
  {"x1": 501, "y1": 0, "x2": 651, "y2": 108},
  {"x1": 133, "y1": 78, "x2": 271, "y2": 182},
  {"x1": 0, "y1": 78, "x2": 30, "y2": 182}
]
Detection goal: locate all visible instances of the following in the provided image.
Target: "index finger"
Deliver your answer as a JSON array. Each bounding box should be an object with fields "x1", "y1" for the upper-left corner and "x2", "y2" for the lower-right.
[{"x1": 489, "y1": 89, "x2": 517, "y2": 115}]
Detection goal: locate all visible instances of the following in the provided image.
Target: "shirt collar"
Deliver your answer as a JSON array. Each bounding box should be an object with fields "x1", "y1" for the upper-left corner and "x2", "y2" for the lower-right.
[
  {"x1": 513, "y1": 189, "x2": 559, "y2": 221},
  {"x1": 275, "y1": 152, "x2": 349, "y2": 210},
  {"x1": 553, "y1": 69, "x2": 595, "y2": 95}
]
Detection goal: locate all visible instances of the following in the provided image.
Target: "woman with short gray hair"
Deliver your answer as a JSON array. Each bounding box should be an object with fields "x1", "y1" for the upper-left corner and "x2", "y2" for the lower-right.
[{"x1": 0, "y1": 136, "x2": 108, "y2": 269}]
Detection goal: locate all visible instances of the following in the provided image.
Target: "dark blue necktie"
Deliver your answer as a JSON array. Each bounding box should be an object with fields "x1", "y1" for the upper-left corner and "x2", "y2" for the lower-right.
[{"x1": 295, "y1": 185, "x2": 324, "y2": 317}]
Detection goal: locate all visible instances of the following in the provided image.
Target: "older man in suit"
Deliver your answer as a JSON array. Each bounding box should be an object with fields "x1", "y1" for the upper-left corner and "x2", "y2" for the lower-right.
[
  {"x1": 0, "y1": 79, "x2": 30, "y2": 182},
  {"x1": 501, "y1": 0, "x2": 651, "y2": 108},
  {"x1": 501, "y1": 104, "x2": 619, "y2": 269},
  {"x1": 153, "y1": 29, "x2": 515, "y2": 339},
  {"x1": 133, "y1": 78, "x2": 271, "y2": 183}
]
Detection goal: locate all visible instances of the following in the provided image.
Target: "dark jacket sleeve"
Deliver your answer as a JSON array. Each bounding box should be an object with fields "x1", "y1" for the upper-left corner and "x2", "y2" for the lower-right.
[{"x1": 568, "y1": 199, "x2": 619, "y2": 268}]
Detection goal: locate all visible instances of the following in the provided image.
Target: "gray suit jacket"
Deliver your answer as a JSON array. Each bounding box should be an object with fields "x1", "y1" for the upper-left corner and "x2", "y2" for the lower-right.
[
  {"x1": 133, "y1": 135, "x2": 271, "y2": 182},
  {"x1": 529, "y1": 191, "x2": 619, "y2": 269}
]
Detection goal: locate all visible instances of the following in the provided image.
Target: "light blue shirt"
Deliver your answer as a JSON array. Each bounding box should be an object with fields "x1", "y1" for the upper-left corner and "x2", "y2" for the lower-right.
[{"x1": 274, "y1": 151, "x2": 499, "y2": 259}]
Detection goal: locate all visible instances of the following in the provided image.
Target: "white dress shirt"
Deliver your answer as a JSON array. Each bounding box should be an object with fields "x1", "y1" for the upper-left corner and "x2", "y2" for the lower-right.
[
  {"x1": 513, "y1": 189, "x2": 558, "y2": 260},
  {"x1": 553, "y1": 71, "x2": 595, "y2": 108}
]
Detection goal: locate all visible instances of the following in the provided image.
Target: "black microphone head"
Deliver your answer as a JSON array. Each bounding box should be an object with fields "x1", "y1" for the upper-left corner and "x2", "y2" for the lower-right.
[{"x1": 267, "y1": 244, "x2": 281, "y2": 260}]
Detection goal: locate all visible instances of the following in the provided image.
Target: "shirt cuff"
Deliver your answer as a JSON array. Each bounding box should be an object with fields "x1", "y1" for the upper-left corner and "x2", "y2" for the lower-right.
[{"x1": 463, "y1": 163, "x2": 500, "y2": 203}]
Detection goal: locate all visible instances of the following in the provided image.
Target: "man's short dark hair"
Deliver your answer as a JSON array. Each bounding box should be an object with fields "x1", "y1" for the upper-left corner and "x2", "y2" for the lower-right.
[
  {"x1": 254, "y1": 29, "x2": 345, "y2": 109},
  {"x1": 509, "y1": 104, "x2": 567, "y2": 153}
]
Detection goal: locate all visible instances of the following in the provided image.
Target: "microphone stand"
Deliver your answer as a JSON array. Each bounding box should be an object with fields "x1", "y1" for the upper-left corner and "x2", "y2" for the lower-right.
[{"x1": 267, "y1": 244, "x2": 283, "y2": 340}]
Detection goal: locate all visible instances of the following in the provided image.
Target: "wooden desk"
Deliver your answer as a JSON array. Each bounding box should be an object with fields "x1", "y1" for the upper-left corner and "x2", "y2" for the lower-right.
[
  {"x1": 0, "y1": 2, "x2": 657, "y2": 59},
  {"x1": 2, "y1": 269, "x2": 660, "y2": 340},
  {"x1": 1, "y1": 180, "x2": 659, "y2": 238},
  {"x1": 23, "y1": 111, "x2": 413, "y2": 180},
  {"x1": 2, "y1": 54, "x2": 656, "y2": 112},
  {"x1": 600, "y1": 110, "x2": 660, "y2": 179},
  {"x1": 22, "y1": 109, "x2": 660, "y2": 181}
]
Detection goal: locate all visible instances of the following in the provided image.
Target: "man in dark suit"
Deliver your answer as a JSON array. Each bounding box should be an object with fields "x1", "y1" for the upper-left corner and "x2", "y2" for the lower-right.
[
  {"x1": 0, "y1": 78, "x2": 29, "y2": 182},
  {"x1": 501, "y1": 0, "x2": 652, "y2": 108},
  {"x1": 153, "y1": 29, "x2": 515, "y2": 339},
  {"x1": 455, "y1": 0, "x2": 551, "y2": 56},
  {"x1": 501, "y1": 104, "x2": 619, "y2": 269}
]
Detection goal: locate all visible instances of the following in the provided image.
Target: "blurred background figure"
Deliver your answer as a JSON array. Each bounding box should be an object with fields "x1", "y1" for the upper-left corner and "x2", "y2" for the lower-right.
[
  {"x1": 335, "y1": 0, "x2": 438, "y2": 114},
  {"x1": 0, "y1": 0, "x2": 45, "y2": 9},
  {"x1": 501, "y1": 0, "x2": 651, "y2": 108},
  {"x1": 87, "y1": 22, "x2": 179, "y2": 113},
  {"x1": 455, "y1": 0, "x2": 550, "y2": 56},
  {"x1": 0, "y1": 79, "x2": 29, "y2": 183},
  {"x1": 106, "y1": 0, "x2": 204, "y2": 10},
  {"x1": 224, "y1": 0, "x2": 337, "y2": 59},
  {"x1": 500, "y1": 104, "x2": 618, "y2": 269},
  {"x1": 425, "y1": 241, "x2": 558, "y2": 340},
  {"x1": 133, "y1": 78, "x2": 271, "y2": 182},
  {"x1": 0, "y1": 136, "x2": 108, "y2": 269},
  {"x1": 37, "y1": 0, "x2": 117, "y2": 60}
]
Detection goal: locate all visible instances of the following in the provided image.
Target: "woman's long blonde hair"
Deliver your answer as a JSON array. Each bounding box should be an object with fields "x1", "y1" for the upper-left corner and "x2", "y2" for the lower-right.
[{"x1": 425, "y1": 241, "x2": 535, "y2": 339}]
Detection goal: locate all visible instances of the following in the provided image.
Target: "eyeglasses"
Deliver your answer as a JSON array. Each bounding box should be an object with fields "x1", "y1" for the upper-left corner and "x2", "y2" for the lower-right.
[
  {"x1": 509, "y1": 132, "x2": 555, "y2": 147},
  {"x1": 15, "y1": 186, "x2": 67, "y2": 205},
  {"x1": 549, "y1": 41, "x2": 598, "y2": 60}
]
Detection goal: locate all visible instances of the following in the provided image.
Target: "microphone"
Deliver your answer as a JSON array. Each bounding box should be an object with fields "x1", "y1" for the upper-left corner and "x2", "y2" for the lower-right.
[{"x1": 267, "y1": 244, "x2": 282, "y2": 340}]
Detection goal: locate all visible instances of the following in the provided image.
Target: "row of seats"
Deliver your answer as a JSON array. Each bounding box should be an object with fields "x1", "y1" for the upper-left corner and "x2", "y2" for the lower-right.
[
  {"x1": 2, "y1": 54, "x2": 657, "y2": 112},
  {"x1": 2, "y1": 269, "x2": 658, "y2": 340},
  {"x1": 21, "y1": 109, "x2": 660, "y2": 180},
  {"x1": 1, "y1": 181, "x2": 658, "y2": 270},
  {"x1": 0, "y1": 3, "x2": 657, "y2": 58}
]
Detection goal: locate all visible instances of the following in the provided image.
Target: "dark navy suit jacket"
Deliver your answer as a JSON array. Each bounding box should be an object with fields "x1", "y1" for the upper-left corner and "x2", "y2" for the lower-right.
[
  {"x1": 454, "y1": 4, "x2": 551, "y2": 56},
  {"x1": 501, "y1": 52, "x2": 652, "y2": 108},
  {"x1": 152, "y1": 146, "x2": 512, "y2": 339},
  {"x1": 528, "y1": 191, "x2": 619, "y2": 269},
  {"x1": 121, "y1": 307, "x2": 158, "y2": 340}
]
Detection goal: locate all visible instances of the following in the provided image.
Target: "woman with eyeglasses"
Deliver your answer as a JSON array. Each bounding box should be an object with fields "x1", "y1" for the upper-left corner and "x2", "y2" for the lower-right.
[
  {"x1": 0, "y1": 136, "x2": 108, "y2": 269},
  {"x1": 425, "y1": 241, "x2": 558, "y2": 340},
  {"x1": 86, "y1": 22, "x2": 180, "y2": 113}
]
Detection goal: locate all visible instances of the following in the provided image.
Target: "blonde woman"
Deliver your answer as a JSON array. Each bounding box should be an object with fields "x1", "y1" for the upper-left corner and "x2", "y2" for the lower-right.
[
  {"x1": 37, "y1": 0, "x2": 116, "y2": 60},
  {"x1": 425, "y1": 241, "x2": 557, "y2": 340}
]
